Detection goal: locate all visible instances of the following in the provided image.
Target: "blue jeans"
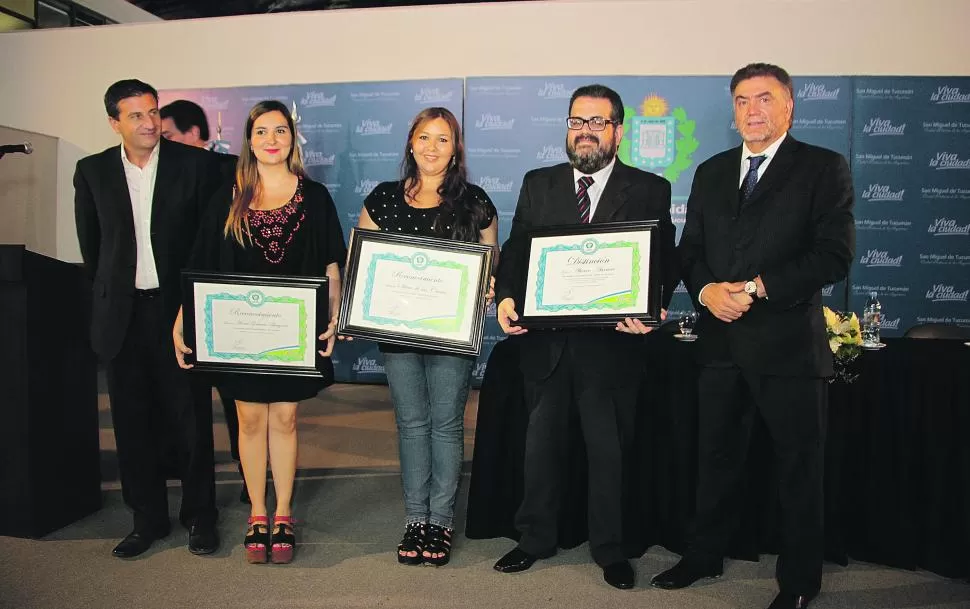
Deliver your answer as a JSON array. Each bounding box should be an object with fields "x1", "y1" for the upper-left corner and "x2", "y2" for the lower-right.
[{"x1": 383, "y1": 351, "x2": 473, "y2": 529}]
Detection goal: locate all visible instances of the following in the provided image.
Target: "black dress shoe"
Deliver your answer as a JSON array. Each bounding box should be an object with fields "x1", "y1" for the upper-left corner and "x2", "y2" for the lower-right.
[
  {"x1": 493, "y1": 547, "x2": 553, "y2": 573},
  {"x1": 188, "y1": 524, "x2": 219, "y2": 555},
  {"x1": 650, "y1": 557, "x2": 723, "y2": 589},
  {"x1": 112, "y1": 529, "x2": 168, "y2": 558},
  {"x1": 767, "y1": 591, "x2": 816, "y2": 609},
  {"x1": 602, "y1": 560, "x2": 635, "y2": 589}
]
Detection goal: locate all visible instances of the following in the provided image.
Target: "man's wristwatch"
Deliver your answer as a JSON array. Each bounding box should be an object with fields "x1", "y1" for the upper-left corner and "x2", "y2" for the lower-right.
[{"x1": 743, "y1": 280, "x2": 758, "y2": 298}]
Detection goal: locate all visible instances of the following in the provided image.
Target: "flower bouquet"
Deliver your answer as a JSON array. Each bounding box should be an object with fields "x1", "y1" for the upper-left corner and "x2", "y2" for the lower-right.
[{"x1": 823, "y1": 306, "x2": 863, "y2": 384}]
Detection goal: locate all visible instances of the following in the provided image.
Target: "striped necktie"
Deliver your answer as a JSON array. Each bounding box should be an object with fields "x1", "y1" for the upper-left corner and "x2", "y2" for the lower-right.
[{"x1": 577, "y1": 175, "x2": 594, "y2": 223}]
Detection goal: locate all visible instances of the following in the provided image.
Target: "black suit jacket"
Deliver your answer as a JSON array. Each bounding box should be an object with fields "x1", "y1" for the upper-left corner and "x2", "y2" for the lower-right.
[
  {"x1": 211, "y1": 150, "x2": 238, "y2": 185},
  {"x1": 678, "y1": 135, "x2": 855, "y2": 377},
  {"x1": 74, "y1": 138, "x2": 222, "y2": 359},
  {"x1": 496, "y1": 161, "x2": 678, "y2": 382}
]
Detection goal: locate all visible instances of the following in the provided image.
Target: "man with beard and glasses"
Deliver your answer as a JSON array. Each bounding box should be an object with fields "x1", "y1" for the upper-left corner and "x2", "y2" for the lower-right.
[{"x1": 492, "y1": 84, "x2": 679, "y2": 589}]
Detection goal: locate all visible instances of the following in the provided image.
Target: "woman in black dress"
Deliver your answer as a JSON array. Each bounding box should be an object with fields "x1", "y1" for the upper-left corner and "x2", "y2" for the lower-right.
[
  {"x1": 357, "y1": 107, "x2": 498, "y2": 566},
  {"x1": 174, "y1": 100, "x2": 345, "y2": 564}
]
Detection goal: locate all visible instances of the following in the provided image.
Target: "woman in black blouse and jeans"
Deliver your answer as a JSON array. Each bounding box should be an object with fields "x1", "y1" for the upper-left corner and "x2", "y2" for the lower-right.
[{"x1": 357, "y1": 107, "x2": 498, "y2": 565}]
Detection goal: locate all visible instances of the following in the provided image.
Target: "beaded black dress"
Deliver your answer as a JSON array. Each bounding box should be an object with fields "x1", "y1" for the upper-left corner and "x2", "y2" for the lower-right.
[{"x1": 191, "y1": 177, "x2": 346, "y2": 403}]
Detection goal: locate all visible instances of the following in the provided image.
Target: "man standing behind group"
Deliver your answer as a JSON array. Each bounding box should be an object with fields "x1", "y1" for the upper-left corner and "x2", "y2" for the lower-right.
[
  {"x1": 161, "y1": 99, "x2": 237, "y2": 183},
  {"x1": 493, "y1": 84, "x2": 678, "y2": 589},
  {"x1": 160, "y1": 98, "x2": 246, "y2": 502},
  {"x1": 650, "y1": 64, "x2": 854, "y2": 609},
  {"x1": 74, "y1": 79, "x2": 223, "y2": 558},
  {"x1": 160, "y1": 99, "x2": 211, "y2": 149}
]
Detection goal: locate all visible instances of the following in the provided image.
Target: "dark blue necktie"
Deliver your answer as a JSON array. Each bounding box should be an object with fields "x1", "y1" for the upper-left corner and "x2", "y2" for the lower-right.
[
  {"x1": 741, "y1": 155, "x2": 766, "y2": 201},
  {"x1": 577, "y1": 176, "x2": 594, "y2": 223}
]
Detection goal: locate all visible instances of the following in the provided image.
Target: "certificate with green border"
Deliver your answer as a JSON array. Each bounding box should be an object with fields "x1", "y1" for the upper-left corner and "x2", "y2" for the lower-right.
[
  {"x1": 519, "y1": 221, "x2": 661, "y2": 328},
  {"x1": 181, "y1": 272, "x2": 329, "y2": 377},
  {"x1": 338, "y1": 229, "x2": 493, "y2": 356}
]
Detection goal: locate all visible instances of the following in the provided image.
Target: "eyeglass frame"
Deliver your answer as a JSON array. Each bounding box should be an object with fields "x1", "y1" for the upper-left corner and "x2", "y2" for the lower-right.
[{"x1": 565, "y1": 116, "x2": 620, "y2": 131}]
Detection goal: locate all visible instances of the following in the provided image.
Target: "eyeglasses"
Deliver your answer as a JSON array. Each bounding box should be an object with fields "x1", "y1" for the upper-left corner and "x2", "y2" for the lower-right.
[{"x1": 565, "y1": 116, "x2": 618, "y2": 131}]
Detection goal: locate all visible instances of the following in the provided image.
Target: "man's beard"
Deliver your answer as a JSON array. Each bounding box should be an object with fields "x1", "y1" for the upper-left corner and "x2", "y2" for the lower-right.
[{"x1": 567, "y1": 134, "x2": 616, "y2": 174}]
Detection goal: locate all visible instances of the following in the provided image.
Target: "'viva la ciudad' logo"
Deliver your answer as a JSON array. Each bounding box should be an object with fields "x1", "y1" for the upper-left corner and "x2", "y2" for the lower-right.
[
  {"x1": 475, "y1": 114, "x2": 515, "y2": 130},
  {"x1": 861, "y1": 184, "x2": 905, "y2": 202},
  {"x1": 303, "y1": 150, "x2": 335, "y2": 167},
  {"x1": 880, "y1": 317, "x2": 901, "y2": 331},
  {"x1": 930, "y1": 86, "x2": 970, "y2": 104},
  {"x1": 200, "y1": 95, "x2": 230, "y2": 111},
  {"x1": 797, "y1": 82, "x2": 840, "y2": 101},
  {"x1": 352, "y1": 357, "x2": 385, "y2": 374},
  {"x1": 862, "y1": 117, "x2": 906, "y2": 136},
  {"x1": 355, "y1": 119, "x2": 393, "y2": 136},
  {"x1": 926, "y1": 218, "x2": 970, "y2": 237},
  {"x1": 925, "y1": 284, "x2": 969, "y2": 302},
  {"x1": 929, "y1": 152, "x2": 970, "y2": 169},
  {"x1": 860, "y1": 249, "x2": 903, "y2": 267},
  {"x1": 413, "y1": 88, "x2": 454, "y2": 103},
  {"x1": 477, "y1": 176, "x2": 514, "y2": 193},
  {"x1": 537, "y1": 82, "x2": 572, "y2": 99},
  {"x1": 354, "y1": 179, "x2": 381, "y2": 195},
  {"x1": 301, "y1": 91, "x2": 336, "y2": 107},
  {"x1": 928, "y1": 218, "x2": 970, "y2": 236},
  {"x1": 536, "y1": 145, "x2": 568, "y2": 163}
]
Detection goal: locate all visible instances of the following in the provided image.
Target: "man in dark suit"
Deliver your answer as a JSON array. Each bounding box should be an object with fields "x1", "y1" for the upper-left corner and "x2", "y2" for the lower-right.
[
  {"x1": 74, "y1": 79, "x2": 222, "y2": 558},
  {"x1": 160, "y1": 99, "x2": 211, "y2": 149},
  {"x1": 650, "y1": 64, "x2": 855, "y2": 609},
  {"x1": 160, "y1": 98, "x2": 247, "y2": 503},
  {"x1": 159, "y1": 99, "x2": 237, "y2": 182},
  {"x1": 492, "y1": 84, "x2": 678, "y2": 589}
]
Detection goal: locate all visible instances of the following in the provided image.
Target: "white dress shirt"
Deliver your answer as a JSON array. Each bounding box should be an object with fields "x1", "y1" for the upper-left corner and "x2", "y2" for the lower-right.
[
  {"x1": 120, "y1": 143, "x2": 161, "y2": 289},
  {"x1": 573, "y1": 156, "x2": 617, "y2": 221},
  {"x1": 738, "y1": 132, "x2": 788, "y2": 188}
]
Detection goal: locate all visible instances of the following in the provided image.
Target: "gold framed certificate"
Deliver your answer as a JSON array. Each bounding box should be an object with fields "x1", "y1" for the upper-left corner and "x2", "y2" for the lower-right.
[
  {"x1": 517, "y1": 220, "x2": 661, "y2": 328},
  {"x1": 338, "y1": 228, "x2": 493, "y2": 356},
  {"x1": 181, "y1": 271, "x2": 330, "y2": 377}
]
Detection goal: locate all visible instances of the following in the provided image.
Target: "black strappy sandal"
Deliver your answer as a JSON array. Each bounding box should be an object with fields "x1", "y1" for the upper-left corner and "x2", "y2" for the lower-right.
[
  {"x1": 397, "y1": 522, "x2": 425, "y2": 565},
  {"x1": 245, "y1": 515, "x2": 270, "y2": 564},
  {"x1": 270, "y1": 515, "x2": 296, "y2": 564},
  {"x1": 422, "y1": 524, "x2": 453, "y2": 566}
]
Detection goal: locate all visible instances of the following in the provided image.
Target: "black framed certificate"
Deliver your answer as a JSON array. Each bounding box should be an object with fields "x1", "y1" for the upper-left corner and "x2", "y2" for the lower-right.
[
  {"x1": 181, "y1": 271, "x2": 330, "y2": 377},
  {"x1": 338, "y1": 228, "x2": 493, "y2": 356},
  {"x1": 516, "y1": 220, "x2": 661, "y2": 328}
]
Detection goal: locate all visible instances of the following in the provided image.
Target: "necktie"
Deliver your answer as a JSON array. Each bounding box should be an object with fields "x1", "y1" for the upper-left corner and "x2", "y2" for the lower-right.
[
  {"x1": 741, "y1": 155, "x2": 766, "y2": 201},
  {"x1": 577, "y1": 176, "x2": 594, "y2": 223}
]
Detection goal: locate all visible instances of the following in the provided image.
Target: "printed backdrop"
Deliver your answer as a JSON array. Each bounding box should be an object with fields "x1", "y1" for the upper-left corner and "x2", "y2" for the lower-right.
[
  {"x1": 161, "y1": 76, "x2": 969, "y2": 384},
  {"x1": 850, "y1": 78, "x2": 970, "y2": 334}
]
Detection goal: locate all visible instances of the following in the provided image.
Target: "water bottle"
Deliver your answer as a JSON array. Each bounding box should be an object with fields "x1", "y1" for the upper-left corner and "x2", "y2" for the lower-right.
[{"x1": 862, "y1": 291, "x2": 882, "y2": 346}]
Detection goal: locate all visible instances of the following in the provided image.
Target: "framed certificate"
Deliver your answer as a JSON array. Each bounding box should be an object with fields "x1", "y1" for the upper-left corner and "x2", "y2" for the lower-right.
[
  {"x1": 338, "y1": 228, "x2": 493, "y2": 356},
  {"x1": 517, "y1": 221, "x2": 661, "y2": 328},
  {"x1": 181, "y1": 272, "x2": 329, "y2": 377}
]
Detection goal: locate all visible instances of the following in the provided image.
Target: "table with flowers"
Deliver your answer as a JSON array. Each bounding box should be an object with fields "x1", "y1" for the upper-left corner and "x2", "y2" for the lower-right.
[{"x1": 466, "y1": 327, "x2": 970, "y2": 580}]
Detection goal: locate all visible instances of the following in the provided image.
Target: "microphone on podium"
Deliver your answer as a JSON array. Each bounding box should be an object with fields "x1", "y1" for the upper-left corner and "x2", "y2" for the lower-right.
[{"x1": 0, "y1": 142, "x2": 33, "y2": 157}]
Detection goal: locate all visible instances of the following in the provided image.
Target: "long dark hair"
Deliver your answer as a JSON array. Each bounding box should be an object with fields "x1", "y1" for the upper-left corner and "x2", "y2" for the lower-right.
[
  {"x1": 224, "y1": 100, "x2": 305, "y2": 245},
  {"x1": 401, "y1": 107, "x2": 487, "y2": 243}
]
